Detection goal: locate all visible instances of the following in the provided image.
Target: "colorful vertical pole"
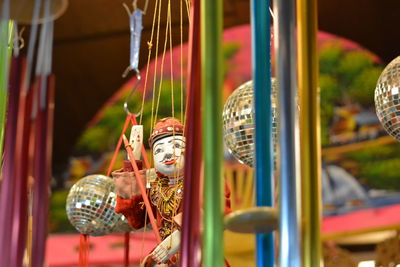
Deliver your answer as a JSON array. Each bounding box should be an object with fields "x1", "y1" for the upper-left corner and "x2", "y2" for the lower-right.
[
  {"x1": 32, "y1": 76, "x2": 55, "y2": 267},
  {"x1": 0, "y1": 22, "x2": 13, "y2": 265},
  {"x1": 0, "y1": 19, "x2": 12, "y2": 154},
  {"x1": 250, "y1": 0, "x2": 274, "y2": 266},
  {"x1": 180, "y1": 0, "x2": 202, "y2": 265},
  {"x1": 297, "y1": 0, "x2": 322, "y2": 264},
  {"x1": 201, "y1": 0, "x2": 224, "y2": 265},
  {"x1": 274, "y1": 0, "x2": 302, "y2": 265}
]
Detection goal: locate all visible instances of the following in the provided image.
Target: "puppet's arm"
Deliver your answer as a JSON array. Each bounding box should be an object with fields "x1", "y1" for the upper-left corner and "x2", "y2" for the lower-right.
[{"x1": 114, "y1": 168, "x2": 149, "y2": 229}]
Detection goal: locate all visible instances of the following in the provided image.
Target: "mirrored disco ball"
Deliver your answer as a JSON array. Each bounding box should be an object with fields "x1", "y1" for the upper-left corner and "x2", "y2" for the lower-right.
[
  {"x1": 375, "y1": 56, "x2": 400, "y2": 142},
  {"x1": 222, "y1": 79, "x2": 278, "y2": 167},
  {"x1": 66, "y1": 174, "x2": 131, "y2": 236}
]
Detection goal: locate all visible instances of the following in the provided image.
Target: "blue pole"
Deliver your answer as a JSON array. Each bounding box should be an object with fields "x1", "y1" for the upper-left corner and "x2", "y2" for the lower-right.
[{"x1": 250, "y1": 1, "x2": 274, "y2": 266}]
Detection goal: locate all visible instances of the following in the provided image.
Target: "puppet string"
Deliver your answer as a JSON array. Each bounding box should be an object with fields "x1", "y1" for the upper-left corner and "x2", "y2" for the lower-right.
[
  {"x1": 149, "y1": 0, "x2": 163, "y2": 137},
  {"x1": 139, "y1": 0, "x2": 159, "y2": 125}
]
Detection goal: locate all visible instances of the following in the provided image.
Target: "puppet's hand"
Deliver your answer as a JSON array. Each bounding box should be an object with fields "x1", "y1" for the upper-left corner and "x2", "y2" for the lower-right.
[
  {"x1": 114, "y1": 170, "x2": 146, "y2": 198},
  {"x1": 151, "y1": 230, "x2": 180, "y2": 264},
  {"x1": 114, "y1": 174, "x2": 132, "y2": 199}
]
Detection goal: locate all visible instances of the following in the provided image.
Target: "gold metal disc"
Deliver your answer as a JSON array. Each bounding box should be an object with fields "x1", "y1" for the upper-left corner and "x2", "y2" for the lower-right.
[{"x1": 224, "y1": 206, "x2": 278, "y2": 234}]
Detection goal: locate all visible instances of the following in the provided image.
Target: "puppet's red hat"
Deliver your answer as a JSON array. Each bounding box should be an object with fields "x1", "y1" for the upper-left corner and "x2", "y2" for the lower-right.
[{"x1": 149, "y1": 117, "x2": 184, "y2": 146}]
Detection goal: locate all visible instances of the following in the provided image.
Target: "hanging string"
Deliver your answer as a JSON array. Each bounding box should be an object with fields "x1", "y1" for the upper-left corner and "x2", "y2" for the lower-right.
[
  {"x1": 180, "y1": 0, "x2": 183, "y2": 123},
  {"x1": 149, "y1": 0, "x2": 163, "y2": 137},
  {"x1": 133, "y1": 0, "x2": 150, "y2": 14},
  {"x1": 139, "y1": 0, "x2": 160, "y2": 125},
  {"x1": 180, "y1": 0, "x2": 191, "y2": 125},
  {"x1": 184, "y1": 0, "x2": 191, "y2": 19},
  {"x1": 167, "y1": 0, "x2": 175, "y2": 120},
  {"x1": 182, "y1": 0, "x2": 191, "y2": 127},
  {"x1": 153, "y1": 9, "x2": 171, "y2": 126}
]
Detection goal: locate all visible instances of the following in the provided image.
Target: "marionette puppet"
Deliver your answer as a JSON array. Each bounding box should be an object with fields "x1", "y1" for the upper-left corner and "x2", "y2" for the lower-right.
[
  {"x1": 113, "y1": 117, "x2": 186, "y2": 266},
  {"x1": 113, "y1": 117, "x2": 232, "y2": 266}
]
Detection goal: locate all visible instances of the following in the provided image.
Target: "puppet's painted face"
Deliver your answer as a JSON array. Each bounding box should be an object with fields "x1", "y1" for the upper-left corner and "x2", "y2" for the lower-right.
[{"x1": 153, "y1": 135, "x2": 185, "y2": 177}]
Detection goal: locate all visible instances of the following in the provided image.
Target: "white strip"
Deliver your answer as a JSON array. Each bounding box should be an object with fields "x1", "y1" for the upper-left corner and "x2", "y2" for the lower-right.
[{"x1": 23, "y1": 0, "x2": 42, "y2": 94}]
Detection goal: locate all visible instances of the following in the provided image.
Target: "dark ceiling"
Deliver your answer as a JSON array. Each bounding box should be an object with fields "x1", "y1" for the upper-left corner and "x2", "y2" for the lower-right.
[{"x1": 51, "y1": 0, "x2": 400, "y2": 172}]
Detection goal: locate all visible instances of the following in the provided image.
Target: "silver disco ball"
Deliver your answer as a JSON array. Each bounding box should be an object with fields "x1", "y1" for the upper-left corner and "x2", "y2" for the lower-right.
[
  {"x1": 222, "y1": 79, "x2": 278, "y2": 167},
  {"x1": 375, "y1": 56, "x2": 400, "y2": 142},
  {"x1": 66, "y1": 174, "x2": 131, "y2": 236}
]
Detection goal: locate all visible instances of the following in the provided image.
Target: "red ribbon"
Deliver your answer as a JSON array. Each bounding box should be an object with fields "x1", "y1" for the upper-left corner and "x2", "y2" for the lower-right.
[
  {"x1": 32, "y1": 75, "x2": 55, "y2": 267},
  {"x1": 0, "y1": 56, "x2": 24, "y2": 266},
  {"x1": 10, "y1": 67, "x2": 35, "y2": 267}
]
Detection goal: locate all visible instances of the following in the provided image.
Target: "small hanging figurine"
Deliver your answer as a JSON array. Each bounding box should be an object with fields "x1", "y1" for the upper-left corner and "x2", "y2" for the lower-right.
[
  {"x1": 113, "y1": 117, "x2": 186, "y2": 266},
  {"x1": 113, "y1": 117, "x2": 232, "y2": 266}
]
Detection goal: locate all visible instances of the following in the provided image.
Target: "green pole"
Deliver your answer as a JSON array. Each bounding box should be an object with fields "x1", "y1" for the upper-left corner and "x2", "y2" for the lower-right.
[
  {"x1": 0, "y1": 21, "x2": 13, "y2": 155},
  {"x1": 201, "y1": 0, "x2": 224, "y2": 265}
]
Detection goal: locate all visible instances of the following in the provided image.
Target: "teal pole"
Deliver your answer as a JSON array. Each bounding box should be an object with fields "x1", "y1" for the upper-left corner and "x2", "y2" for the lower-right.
[{"x1": 250, "y1": 1, "x2": 274, "y2": 266}]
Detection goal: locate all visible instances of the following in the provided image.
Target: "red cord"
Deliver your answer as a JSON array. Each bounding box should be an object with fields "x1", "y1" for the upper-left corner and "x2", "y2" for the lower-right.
[
  {"x1": 106, "y1": 115, "x2": 133, "y2": 176},
  {"x1": 124, "y1": 232, "x2": 130, "y2": 267},
  {"x1": 79, "y1": 234, "x2": 89, "y2": 267}
]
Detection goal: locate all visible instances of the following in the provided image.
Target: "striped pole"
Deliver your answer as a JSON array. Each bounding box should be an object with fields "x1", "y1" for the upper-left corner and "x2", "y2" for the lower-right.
[
  {"x1": 250, "y1": 0, "x2": 274, "y2": 266},
  {"x1": 297, "y1": 0, "x2": 322, "y2": 264},
  {"x1": 201, "y1": 0, "x2": 224, "y2": 265},
  {"x1": 274, "y1": 0, "x2": 302, "y2": 265}
]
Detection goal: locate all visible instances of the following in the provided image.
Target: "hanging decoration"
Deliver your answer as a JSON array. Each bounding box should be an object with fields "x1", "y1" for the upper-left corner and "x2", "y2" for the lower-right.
[
  {"x1": 222, "y1": 79, "x2": 278, "y2": 167},
  {"x1": 274, "y1": 0, "x2": 302, "y2": 264},
  {"x1": 297, "y1": 0, "x2": 321, "y2": 264},
  {"x1": 201, "y1": 0, "x2": 224, "y2": 265},
  {"x1": 106, "y1": 0, "x2": 198, "y2": 264},
  {"x1": 31, "y1": 1, "x2": 54, "y2": 265},
  {"x1": 66, "y1": 0, "x2": 196, "y2": 265},
  {"x1": 122, "y1": 2, "x2": 144, "y2": 78},
  {"x1": 0, "y1": 1, "x2": 12, "y2": 160},
  {"x1": 0, "y1": 5, "x2": 19, "y2": 265},
  {"x1": 250, "y1": 1, "x2": 275, "y2": 263},
  {"x1": 66, "y1": 175, "x2": 131, "y2": 236},
  {"x1": 375, "y1": 56, "x2": 400, "y2": 142},
  {"x1": 9, "y1": 1, "x2": 44, "y2": 265},
  {"x1": 179, "y1": 0, "x2": 202, "y2": 265}
]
